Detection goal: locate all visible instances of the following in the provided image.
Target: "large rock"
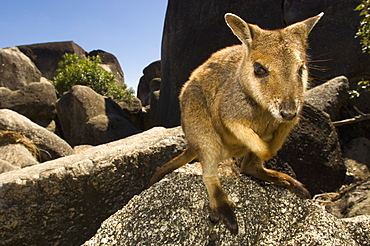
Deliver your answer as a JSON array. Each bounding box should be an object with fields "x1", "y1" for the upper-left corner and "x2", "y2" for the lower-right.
[
  {"x1": 0, "y1": 47, "x2": 41, "y2": 90},
  {"x1": 0, "y1": 81, "x2": 57, "y2": 123},
  {"x1": 0, "y1": 109, "x2": 74, "y2": 162},
  {"x1": 343, "y1": 137, "x2": 370, "y2": 180},
  {"x1": 56, "y1": 85, "x2": 137, "y2": 147},
  {"x1": 0, "y1": 159, "x2": 20, "y2": 173},
  {"x1": 0, "y1": 126, "x2": 187, "y2": 246},
  {"x1": 17, "y1": 41, "x2": 86, "y2": 80},
  {"x1": 119, "y1": 97, "x2": 145, "y2": 130},
  {"x1": 0, "y1": 143, "x2": 39, "y2": 171},
  {"x1": 305, "y1": 76, "x2": 350, "y2": 121},
  {"x1": 83, "y1": 168, "x2": 370, "y2": 245},
  {"x1": 157, "y1": 0, "x2": 369, "y2": 127},
  {"x1": 87, "y1": 49, "x2": 125, "y2": 89}
]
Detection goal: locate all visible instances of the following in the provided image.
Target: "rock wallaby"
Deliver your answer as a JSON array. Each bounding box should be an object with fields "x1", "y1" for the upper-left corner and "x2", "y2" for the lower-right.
[{"x1": 149, "y1": 12, "x2": 323, "y2": 234}]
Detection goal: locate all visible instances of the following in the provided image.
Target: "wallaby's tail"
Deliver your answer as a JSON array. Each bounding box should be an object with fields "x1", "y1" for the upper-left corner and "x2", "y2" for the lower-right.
[{"x1": 148, "y1": 147, "x2": 197, "y2": 187}]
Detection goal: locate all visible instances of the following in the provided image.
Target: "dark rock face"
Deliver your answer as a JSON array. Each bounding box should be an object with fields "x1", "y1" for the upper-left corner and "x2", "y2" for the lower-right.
[
  {"x1": 0, "y1": 47, "x2": 41, "y2": 90},
  {"x1": 17, "y1": 41, "x2": 86, "y2": 80},
  {"x1": 56, "y1": 85, "x2": 137, "y2": 147},
  {"x1": 137, "y1": 60, "x2": 161, "y2": 105},
  {"x1": 269, "y1": 103, "x2": 346, "y2": 195},
  {"x1": 282, "y1": 0, "x2": 368, "y2": 81},
  {"x1": 157, "y1": 0, "x2": 369, "y2": 127}
]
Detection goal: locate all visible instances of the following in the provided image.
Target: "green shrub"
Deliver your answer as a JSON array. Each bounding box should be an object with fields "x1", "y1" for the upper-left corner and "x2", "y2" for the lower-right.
[
  {"x1": 355, "y1": 0, "x2": 370, "y2": 53},
  {"x1": 350, "y1": 0, "x2": 370, "y2": 98},
  {"x1": 53, "y1": 53, "x2": 134, "y2": 103}
]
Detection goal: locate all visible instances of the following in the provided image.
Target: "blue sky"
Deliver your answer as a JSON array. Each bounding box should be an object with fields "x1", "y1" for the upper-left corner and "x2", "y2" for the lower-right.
[{"x1": 0, "y1": 0, "x2": 168, "y2": 92}]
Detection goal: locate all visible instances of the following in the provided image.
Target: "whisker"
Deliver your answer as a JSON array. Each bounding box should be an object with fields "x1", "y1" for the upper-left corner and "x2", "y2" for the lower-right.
[{"x1": 309, "y1": 59, "x2": 332, "y2": 63}]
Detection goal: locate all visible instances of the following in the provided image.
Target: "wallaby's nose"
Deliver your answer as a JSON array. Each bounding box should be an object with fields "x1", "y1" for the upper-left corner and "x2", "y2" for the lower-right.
[{"x1": 280, "y1": 110, "x2": 297, "y2": 120}]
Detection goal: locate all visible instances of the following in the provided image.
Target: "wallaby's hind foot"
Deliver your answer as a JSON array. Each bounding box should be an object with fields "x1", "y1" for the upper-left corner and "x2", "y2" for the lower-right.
[
  {"x1": 241, "y1": 154, "x2": 311, "y2": 199},
  {"x1": 263, "y1": 169, "x2": 311, "y2": 199},
  {"x1": 148, "y1": 147, "x2": 197, "y2": 187}
]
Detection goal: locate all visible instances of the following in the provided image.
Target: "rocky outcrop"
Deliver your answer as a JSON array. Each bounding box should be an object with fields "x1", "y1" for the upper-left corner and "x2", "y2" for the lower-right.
[
  {"x1": 17, "y1": 42, "x2": 127, "y2": 92},
  {"x1": 0, "y1": 109, "x2": 74, "y2": 162},
  {"x1": 1, "y1": 41, "x2": 151, "y2": 151},
  {"x1": 157, "y1": 0, "x2": 370, "y2": 126},
  {"x1": 0, "y1": 47, "x2": 41, "y2": 90},
  {"x1": 0, "y1": 127, "x2": 187, "y2": 246},
  {"x1": 17, "y1": 41, "x2": 86, "y2": 80},
  {"x1": 0, "y1": 91, "x2": 363, "y2": 245},
  {"x1": 0, "y1": 81, "x2": 57, "y2": 124},
  {"x1": 56, "y1": 85, "x2": 137, "y2": 146},
  {"x1": 0, "y1": 90, "x2": 351, "y2": 245},
  {"x1": 83, "y1": 167, "x2": 370, "y2": 245}
]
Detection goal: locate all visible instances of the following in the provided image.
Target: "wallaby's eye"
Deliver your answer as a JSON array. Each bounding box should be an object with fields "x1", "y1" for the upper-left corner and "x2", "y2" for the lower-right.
[{"x1": 253, "y1": 62, "x2": 268, "y2": 77}]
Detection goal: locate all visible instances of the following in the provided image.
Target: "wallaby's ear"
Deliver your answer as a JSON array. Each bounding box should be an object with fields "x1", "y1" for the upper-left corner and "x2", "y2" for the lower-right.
[
  {"x1": 225, "y1": 13, "x2": 256, "y2": 45},
  {"x1": 286, "y1": 12, "x2": 324, "y2": 36}
]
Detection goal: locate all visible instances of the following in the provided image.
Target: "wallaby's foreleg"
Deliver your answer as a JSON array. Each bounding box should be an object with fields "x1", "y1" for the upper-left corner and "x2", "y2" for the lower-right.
[
  {"x1": 241, "y1": 151, "x2": 311, "y2": 199},
  {"x1": 202, "y1": 159, "x2": 238, "y2": 234},
  {"x1": 148, "y1": 147, "x2": 197, "y2": 187},
  {"x1": 223, "y1": 120, "x2": 274, "y2": 161}
]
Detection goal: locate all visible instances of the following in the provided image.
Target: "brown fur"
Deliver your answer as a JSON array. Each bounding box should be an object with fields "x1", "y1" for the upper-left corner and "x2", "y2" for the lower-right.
[
  {"x1": 0, "y1": 130, "x2": 40, "y2": 159},
  {"x1": 149, "y1": 13, "x2": 323, "y2": 234}
]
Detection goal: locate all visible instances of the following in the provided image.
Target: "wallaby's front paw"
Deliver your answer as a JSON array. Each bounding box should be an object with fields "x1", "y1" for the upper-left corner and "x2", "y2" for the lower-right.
[{"x1": 209, "y1": 200, "x2": 238, "y2": 235}]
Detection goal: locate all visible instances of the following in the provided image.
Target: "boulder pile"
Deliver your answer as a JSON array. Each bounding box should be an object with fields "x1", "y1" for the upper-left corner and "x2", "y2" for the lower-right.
[{"x1": 0, "y1": 1, "x2": 370, "y2": 245}]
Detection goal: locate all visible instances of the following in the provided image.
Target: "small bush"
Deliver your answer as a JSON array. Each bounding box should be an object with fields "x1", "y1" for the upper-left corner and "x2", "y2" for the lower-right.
[
  {"x1": 53, "y1": 53, "x2": 134, "y2": 103},
  {"x1": 355, "y1": 0, "x2": 370, "y2": 53},
  {"x1": 350, "y1": 0, "x2": 370, "y2": 98}
]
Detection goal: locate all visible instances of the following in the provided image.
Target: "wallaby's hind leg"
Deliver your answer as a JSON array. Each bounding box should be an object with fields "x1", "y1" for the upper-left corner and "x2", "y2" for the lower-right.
[
  {"x1": 241, "y1": 151, "x2": 311, "y2": 199},
  {"x1": 148, "y1": 147, "x2": 197, "y2": 187},
  {"x1": 202, "y1": 157, "x2": 238, "y2": 234}
]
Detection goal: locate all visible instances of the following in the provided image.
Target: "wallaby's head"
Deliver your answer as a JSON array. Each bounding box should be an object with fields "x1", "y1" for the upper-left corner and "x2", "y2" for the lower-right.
[{"x1": 225, "y1": 13, "x2": 323, "y2": 122}]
